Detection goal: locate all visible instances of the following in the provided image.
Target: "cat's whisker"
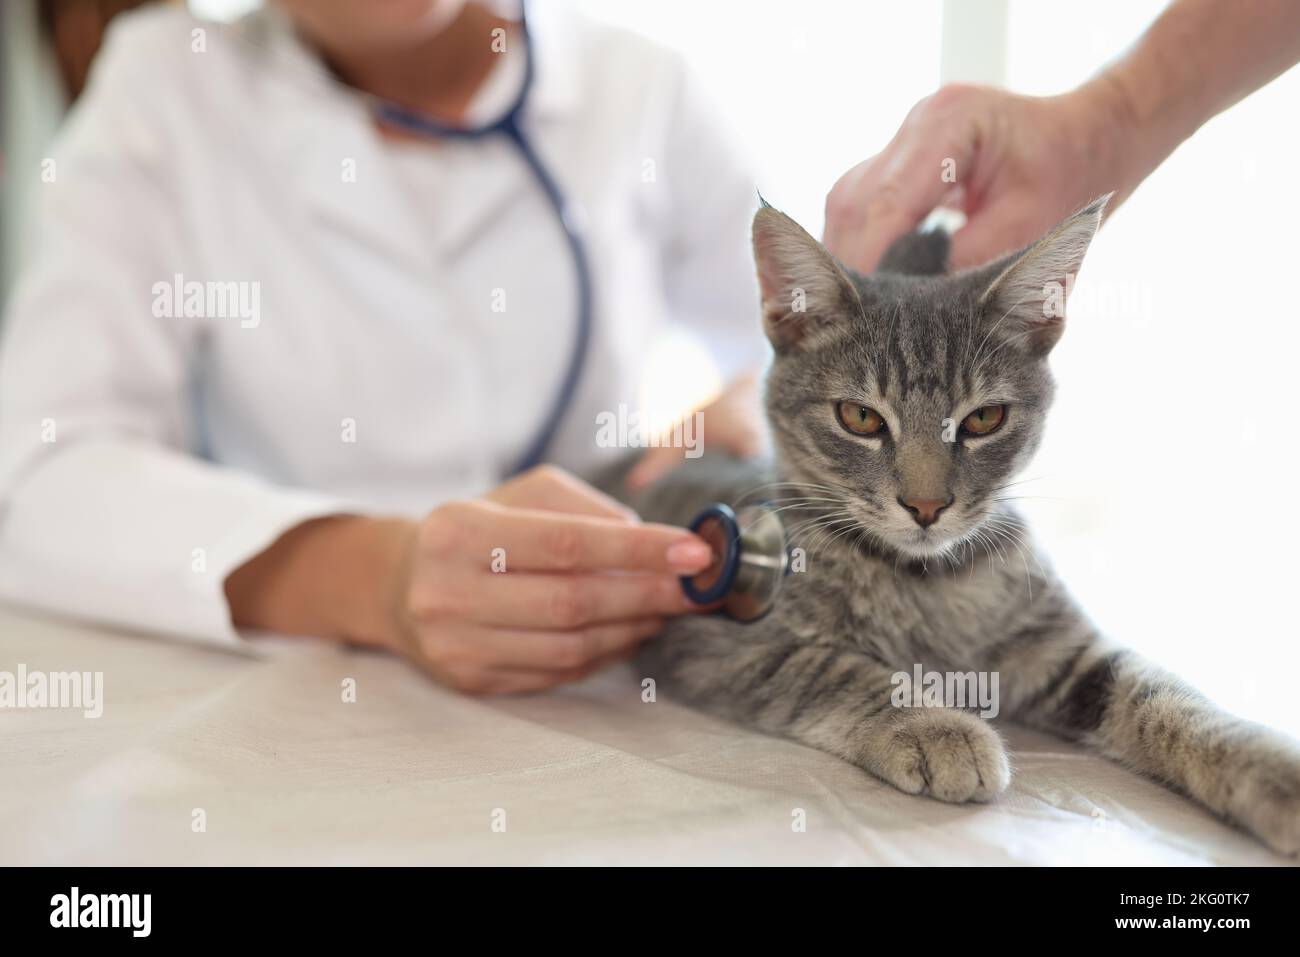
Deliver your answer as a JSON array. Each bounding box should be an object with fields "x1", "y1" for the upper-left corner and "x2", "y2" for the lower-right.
[
  {"x1": 734, "y1": 500, "x2": 846, "y2": 536},
  {"x1": 801, "y1": 515, "x2": 862, "y2": 555},
  {"x1": 827, "y1": 518, "x2": 875, "y2": 553},
  {"x1": 984, "y1": 528, "x2": 1008, "y2": 565},
  {"x1": 756, "y1": 496, "x2": 847, "y2": 510},
  {"x1": 981, "y1": 520, "x2": 1036, "y2": 598},
  {"x1": 965, "y1": 525, "x2": 1003, "y2": 573},
  {"x1": 978, "y1": 516, "x2": 1048, "y2": 584},
  {"x1": 990, "y1": 475, "x2": 1048, "y2": 493},
  {"x1": 782, "y1": 507, "x2": 848, "y2": 531},
  {"x1": 784, "y1": 515, "x2": 852, "y2": 546},
  {"x1": 795, "y1": 510, "x2": 866, "y2": 555},
  {"x1": 732, "y1": 480, "x2": 843, "y2": 501}
]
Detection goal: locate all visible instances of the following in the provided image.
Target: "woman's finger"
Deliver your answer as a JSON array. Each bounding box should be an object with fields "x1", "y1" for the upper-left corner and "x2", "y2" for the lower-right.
[
  {"x1": 948, "y1": 195, "x2": 1051, "y2": 270},
  {"x1": 440, "y1": 568, "x2": 700, "y2": 628},
  {"x1": 434, "y1": 617, "x2": 664, "y2": 671},
  {"x1": 832, "y1": 140, "x2": 963, "y2": 273},
  {"x1": 483, "y1": 643, "x2": 648, "y2": 695},
  {"x1": 486, "y1": 465, "x2": 637, "y2": 521},
  {"x1": 440, "y1": 504, "x2": 713, "y2": 575},
  {"x1": 825, "y1": 90, "x2": 985, "y2": 273}
]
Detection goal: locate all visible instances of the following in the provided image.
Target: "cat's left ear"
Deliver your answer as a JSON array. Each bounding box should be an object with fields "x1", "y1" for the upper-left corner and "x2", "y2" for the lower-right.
[
  {"x1": 752, "y1": 203, "x2": 861, "y2": 352},
  {"x1": 975, "y1": 194, "x2": 1110, "y2": 356}
]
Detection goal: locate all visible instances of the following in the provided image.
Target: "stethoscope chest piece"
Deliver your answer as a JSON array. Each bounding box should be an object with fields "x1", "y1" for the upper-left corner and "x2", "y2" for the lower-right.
[{"x1": 681, "y1": 503, "x2": 789, "y2": 623}]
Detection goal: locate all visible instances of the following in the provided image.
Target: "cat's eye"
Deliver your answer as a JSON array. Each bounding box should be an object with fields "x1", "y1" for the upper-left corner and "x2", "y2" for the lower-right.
[
  {"x1": 836, "y1": 402, "x2": 886, "y2": 436},
  {"x1": 961, "y1": 404, "x2": 1007, "y2": 436}
]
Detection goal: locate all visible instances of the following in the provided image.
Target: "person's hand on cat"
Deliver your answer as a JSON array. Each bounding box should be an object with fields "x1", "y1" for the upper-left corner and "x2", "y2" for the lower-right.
[
  {"x1": 823, "y1": 82, "x2": 1132, "y2": 272},
  {"x1": 828, "y1": 0, "x2": 1300, "y2": 275},
  {"x1": 389, "y1": 465, "x2": 718, "y2": 694},
  {"x1": 626, "y1": 372, "x2": 768, "y2": 491}
]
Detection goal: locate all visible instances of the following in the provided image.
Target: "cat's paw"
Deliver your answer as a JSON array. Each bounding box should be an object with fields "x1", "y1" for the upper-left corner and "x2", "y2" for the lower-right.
[
  {"x1": 874, "y1": 709, "x2": 1010, "y2": 803},
  {"x1": 1224, "y1": 735, "x2": 1300, "y2": 857}
]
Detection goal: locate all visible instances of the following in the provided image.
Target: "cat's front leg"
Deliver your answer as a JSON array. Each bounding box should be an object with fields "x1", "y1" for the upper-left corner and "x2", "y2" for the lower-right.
[
  {"x1": 1004, "y1": 633, "x2": 1300, "y2": 856},
  {"x1": 861, "y1": 705, "x2": 1011, "y2": 803},
  {"x1": 643, "y1": 621, "x2": 1010, "y2": 803}
]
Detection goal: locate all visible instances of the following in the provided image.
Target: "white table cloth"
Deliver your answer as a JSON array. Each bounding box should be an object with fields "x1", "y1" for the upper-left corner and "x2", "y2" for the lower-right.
[{"x1": 0, "y1": 604, "x2": 1286, "y2": 866}]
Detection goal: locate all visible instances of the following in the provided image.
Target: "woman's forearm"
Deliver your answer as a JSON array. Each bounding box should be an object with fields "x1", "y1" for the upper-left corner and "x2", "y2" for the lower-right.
[{"x1": 223, "y1": 515, "x2": 414, "y2": 649}]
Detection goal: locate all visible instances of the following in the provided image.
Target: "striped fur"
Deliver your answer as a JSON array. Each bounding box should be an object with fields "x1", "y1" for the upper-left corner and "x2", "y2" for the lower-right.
[{"x1": 600, "y1": 201, "x2": 1300, "y2": 856}]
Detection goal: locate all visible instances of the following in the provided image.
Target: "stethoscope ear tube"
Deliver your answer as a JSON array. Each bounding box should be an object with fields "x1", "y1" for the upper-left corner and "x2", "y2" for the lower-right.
[{"x1": 682, "y1": 502, "x2": 789, "y2": 623}]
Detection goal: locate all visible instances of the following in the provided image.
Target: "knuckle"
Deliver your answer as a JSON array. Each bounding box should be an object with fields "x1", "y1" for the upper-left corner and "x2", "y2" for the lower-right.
[
  {"x1": 528, "y1": 463, "x2": 567, "y2": 487},
  {"x1": 547, "y1": 582, "x2": 591, "y2": 629},
  {"x1": 825, "y1": 176, "x2": 866, "y2": 227},
  {"x1": 926, "y1": 82, "x2": 976, "y2": 112},
  {"x1": 420, "y1": 502, "x2": 472, "y2": 559},
  {"x1": 543, "y1": 525, "x2": 583, "y2": 570},
  {"x1": 410, "y1": 577, "x2": 465, "y2": 620},
  {"x1": 406, "y1": 579, "x2": 439, "y2": 618},
  {"x1": 866, "y1": 178, "x2": 906, "y2": 216}
]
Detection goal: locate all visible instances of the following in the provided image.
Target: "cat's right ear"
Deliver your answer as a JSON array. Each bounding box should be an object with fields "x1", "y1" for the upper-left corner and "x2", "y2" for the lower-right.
[{"x1": 752, "y1": 205, "x2": 860, "y2": 352}]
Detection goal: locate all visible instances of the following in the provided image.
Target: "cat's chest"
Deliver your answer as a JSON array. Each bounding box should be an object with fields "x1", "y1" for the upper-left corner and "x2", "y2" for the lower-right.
[{"x1": 776, "y1": 549, "x2": 1029, "y2": 668}]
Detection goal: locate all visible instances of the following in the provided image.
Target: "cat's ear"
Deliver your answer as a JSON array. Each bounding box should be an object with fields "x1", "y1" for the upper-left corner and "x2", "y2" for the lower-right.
[
  {"x1": 975, "y1": 194, "x2": 1110, "y2": 356},
  {"x1": 752, "y1": 203, "x2": 860, "y2": 352}
]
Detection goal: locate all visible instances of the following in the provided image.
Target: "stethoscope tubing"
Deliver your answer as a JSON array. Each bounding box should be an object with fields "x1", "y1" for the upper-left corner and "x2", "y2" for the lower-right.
[{"x1": 370, "y1": 0, "x2": 591, "y2": 477}]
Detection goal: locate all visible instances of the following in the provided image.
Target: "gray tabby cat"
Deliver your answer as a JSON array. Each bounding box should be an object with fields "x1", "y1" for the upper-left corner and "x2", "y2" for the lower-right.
[{"x1": 610, "y1": 198, "x2": 1300, "y2": 856}]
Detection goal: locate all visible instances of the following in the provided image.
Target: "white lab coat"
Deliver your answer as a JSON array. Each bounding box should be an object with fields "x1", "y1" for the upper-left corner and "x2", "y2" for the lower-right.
[{"x1": 0, "y1": 4, "x2": 765, "y2": 645}]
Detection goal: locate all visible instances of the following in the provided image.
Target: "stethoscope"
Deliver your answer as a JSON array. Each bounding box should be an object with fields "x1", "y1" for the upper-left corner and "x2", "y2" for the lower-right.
[
  {"x1": 680, "y1": 502, "x2": 791, "y2": 622},
  {"x1": 370, "y1": 5, "x2": 789, "y2": 622},
  {"x1": 371, "y1": 1, "x2": 590, "y2": 477}
]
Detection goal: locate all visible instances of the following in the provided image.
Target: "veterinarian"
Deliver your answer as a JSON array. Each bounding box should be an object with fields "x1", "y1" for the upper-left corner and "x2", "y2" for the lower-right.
[
  {"x1": 0, "y1": 0, "x2": 767, "y2": 694},
  {"x1": 825, "y1": 0, "x2": 1300, "y2": 273}
]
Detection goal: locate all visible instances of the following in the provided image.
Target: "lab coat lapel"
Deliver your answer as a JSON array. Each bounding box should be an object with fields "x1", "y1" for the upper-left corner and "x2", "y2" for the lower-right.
[
  {"x1": 241, "y1": 5, "x2": 582, "y2": 273},
  {"x1": 249, "y1": 12, "x2": 439, "y2": 278},
  {"x1": 419, "y1": 6, "x2": 583, "y2": 259}
]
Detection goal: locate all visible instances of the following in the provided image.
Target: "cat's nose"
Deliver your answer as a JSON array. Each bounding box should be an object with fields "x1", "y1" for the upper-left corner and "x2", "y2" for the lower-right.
[{"x1": 898, "y1": 496, "x2": 953, "y2": 528}]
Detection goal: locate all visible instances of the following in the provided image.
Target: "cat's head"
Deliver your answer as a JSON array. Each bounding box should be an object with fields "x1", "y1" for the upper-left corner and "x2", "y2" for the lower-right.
[{"x1": 753, "y1": 197, "x2": 1107, "y2": 560}]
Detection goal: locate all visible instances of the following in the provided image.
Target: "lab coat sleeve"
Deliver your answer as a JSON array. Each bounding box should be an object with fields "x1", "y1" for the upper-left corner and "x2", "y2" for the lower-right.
[
  {"x1": 658, "y1": 58, "x2": 769, "y2": 380},
  {"x1": 0, "y1": 14, "x2": 349, "y2": 646}
]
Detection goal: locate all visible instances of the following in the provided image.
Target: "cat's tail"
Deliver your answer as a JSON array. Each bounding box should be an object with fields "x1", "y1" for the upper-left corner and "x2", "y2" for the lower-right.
[{"x1": 875, "y1": 228, "x2": 950, "y2": 276}]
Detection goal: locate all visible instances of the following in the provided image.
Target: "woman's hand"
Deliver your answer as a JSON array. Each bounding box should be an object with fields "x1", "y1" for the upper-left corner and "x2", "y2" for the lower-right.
[
  {"x1": 626, "y1": 372, "x2": 768, "y2": 491},
  {"x1": 226, "y1": 465, "x2": 716, "y2": 695},
  {"x1": 823, "y1": 81, "x2": 1137, "y2": 273},
  {"x1": 392, "y1": 465, "x2": 714, "y2": 693}
]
